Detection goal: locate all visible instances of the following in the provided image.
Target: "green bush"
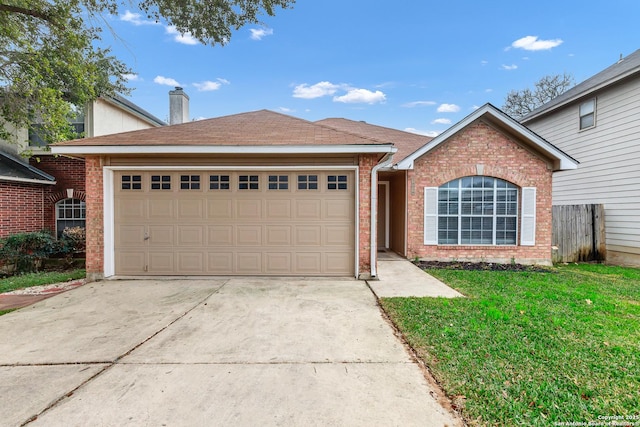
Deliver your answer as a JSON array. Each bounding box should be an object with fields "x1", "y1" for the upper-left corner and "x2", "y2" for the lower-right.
[
  {"x1": 0, "y1": 231, "x2": 58, "y2": 274},
  {"x1": 57, "y1": 227, "x2": 86, "y2": 267}
]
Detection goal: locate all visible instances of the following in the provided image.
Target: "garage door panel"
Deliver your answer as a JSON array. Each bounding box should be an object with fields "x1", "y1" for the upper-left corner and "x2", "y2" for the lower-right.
[
  {"x1": 266, "y1": 199, "x2": 292, "y2": 219},
  {"x1": 237, "y1": 226, "x2": 262, "y2": 245},
  {"x1": 236, "y1": 252, "x2": 262, "y2": 273},
  {"x1": 208, "y1": 252, "x2": 234, "y2": 274},
  {"x1": 265, "y1": 226, "x2": 292, "y2": 246},
  {"x1": 116, "y1": 225, "x2": 145, "y2": 246},
  {"x1": 207, "y1": 199, "x2": 233, "y2": 219},
  {"x1": 148, "y1": 199, "x2": 175, "y2": 220},
  {"x1": 116, "y1": 251, "x2": 146, "y2": 274},
  {"x1": 208, "y1": 225, "x2": 234, "y2": 246},
  {"x1": 177, "y1": 199, "x2": 204, "y2": 219},
  {"x1": 236, "y1": 199, "x2": 262, "y2": 219},
  {"x1": 295, "y1": 253, "x2": 322, "y2": 273},
  {"x1": 264, "y1": 252, "x2": 292, "y2": 274},
  {"x1": 177, "y1": 252, "x2": 204, "y2": 273},
  {"x1": 148, "y1": 252, "x2": 175, "y2": 274},
  {"x1": 148, "y1": 226, "x2": 174, "y2": 246},
  {"x1": 115, "y1": 170, "x2": 354, "y2": 276},
  {"x1": 177, "y1": 226, "x2": 204, "y2": 246},
  {"x1": 295, "y1": 226, "x2": 322, "y2": 246}
]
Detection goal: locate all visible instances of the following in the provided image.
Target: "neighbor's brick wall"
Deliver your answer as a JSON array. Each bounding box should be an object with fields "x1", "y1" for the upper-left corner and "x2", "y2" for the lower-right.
[
  {"x1": 84, "y1": 156, "x2": 104, "y2": 279},
  {"x1": 407, "y1": 120, "x2": 553, "y2": 265},
  {"x1": 0, "y1": 181, "x2": 45, "y2": 237},
  {"x1": 29, "y1": 155, "x2": 86, "y2": 232},
  {"x1": 358, "y1": 154, "x2": 378, "y2": 276}
]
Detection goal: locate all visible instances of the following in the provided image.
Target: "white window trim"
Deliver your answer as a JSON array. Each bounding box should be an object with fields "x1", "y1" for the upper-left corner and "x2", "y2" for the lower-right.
[
  {"x1": 55, "y1": 198, "x2": 86, "y2": 237},
  {"x1": 579, "y1": 98, "x2": 596, "y2": 131}
]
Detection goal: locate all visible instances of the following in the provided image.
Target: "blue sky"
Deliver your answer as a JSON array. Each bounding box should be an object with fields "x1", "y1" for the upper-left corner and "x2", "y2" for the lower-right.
[{"x1": 102, "y1": 0, "x2": 640, "y2": 136}]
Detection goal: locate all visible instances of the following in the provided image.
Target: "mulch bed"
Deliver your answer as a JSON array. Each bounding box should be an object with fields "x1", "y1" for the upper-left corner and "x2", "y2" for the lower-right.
[{"x1": 414, "y1": 260, "x2": 552, "y2": 272}]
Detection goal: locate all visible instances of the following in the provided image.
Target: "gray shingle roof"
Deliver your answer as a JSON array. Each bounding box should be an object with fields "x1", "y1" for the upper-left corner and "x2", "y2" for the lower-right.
[
  {"x1": 522, "y1": 49, "x2": 640, "y2": 123},
  {"x1": 0, "y1": 152, "x2": 55, "y2": 184}
]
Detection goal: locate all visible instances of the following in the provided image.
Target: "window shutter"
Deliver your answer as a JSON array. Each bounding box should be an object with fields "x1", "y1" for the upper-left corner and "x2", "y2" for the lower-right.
[
  {"x1": 521, "y1": 187, "x2": 536, "y2": 246},
  {"x1": 424, "y1": 187, "x2": 438, "y2": 245}
]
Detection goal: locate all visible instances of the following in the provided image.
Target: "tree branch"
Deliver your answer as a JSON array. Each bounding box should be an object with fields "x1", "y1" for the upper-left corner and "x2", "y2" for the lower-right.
[{"x1": 0, "y1": 3, "x2": 57, "y2": 26}]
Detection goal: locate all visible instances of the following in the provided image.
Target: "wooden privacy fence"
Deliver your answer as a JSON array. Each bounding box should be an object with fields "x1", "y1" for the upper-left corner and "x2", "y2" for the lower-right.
[{"x1": 552, "y1": 204, "x2": 606, "y2": 263}]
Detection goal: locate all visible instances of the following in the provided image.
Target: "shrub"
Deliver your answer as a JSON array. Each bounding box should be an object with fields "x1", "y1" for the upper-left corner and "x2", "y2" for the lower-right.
[
  {"x1": 58, "y1": 227, "x2": 86, "y2": 267},
  {"x1": 0, "y1": 231, "x2": 58, "y2": 274}
]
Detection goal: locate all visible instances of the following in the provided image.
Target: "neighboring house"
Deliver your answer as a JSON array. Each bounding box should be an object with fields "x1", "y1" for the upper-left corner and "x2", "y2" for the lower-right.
[
  {"x1": 522, "y1": 49, "x2": 640, "y2": 266},
  {"x1": 0, "y1": 92, "x2": 169, "y2": 238},
  {"x1": 51, "y1": 104, "x2": 577, "y2": 281}
]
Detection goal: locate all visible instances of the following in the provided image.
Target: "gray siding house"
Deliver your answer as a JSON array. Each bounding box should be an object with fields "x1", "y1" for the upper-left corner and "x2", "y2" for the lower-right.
[{"x1": 522, "y1": 49, "x2": 640, "y2": 266}]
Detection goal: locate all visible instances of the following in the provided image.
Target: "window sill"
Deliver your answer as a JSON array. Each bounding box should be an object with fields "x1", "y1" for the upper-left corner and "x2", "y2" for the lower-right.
[{"x1": 436, "y1": 245, "x2": 519, "y2": 250}]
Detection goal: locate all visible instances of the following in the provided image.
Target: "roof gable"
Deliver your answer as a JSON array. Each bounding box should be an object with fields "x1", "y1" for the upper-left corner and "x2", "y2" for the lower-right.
[
  {"x1": 396, "y1": 104, "x2": 578, "y2": 171},
  {"x1": 522, "y1": 49, "x2": 640, "y2": 122}
]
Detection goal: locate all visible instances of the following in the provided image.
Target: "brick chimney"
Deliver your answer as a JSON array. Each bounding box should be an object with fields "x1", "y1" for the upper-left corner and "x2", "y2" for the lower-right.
[{"x1": 169, "y1": 87, "x2": 189, "y2": 125}]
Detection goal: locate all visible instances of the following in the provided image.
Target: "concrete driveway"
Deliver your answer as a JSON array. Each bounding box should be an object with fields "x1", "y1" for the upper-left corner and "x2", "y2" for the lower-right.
[{"x1": 0, "y1": 278, "x2": 462, "y2": 426}]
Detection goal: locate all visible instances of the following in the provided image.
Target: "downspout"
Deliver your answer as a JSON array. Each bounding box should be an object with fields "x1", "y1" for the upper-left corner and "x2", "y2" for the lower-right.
[{"x1": 370, "y1": 152, "x2": 394, "y2": 278}]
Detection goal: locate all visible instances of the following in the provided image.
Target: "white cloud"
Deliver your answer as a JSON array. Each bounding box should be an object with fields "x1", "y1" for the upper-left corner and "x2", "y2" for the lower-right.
[
  {"x1": 154, "y1": 76, "x2": 181, "y2": 87},
  {"x1": 501, "y1": 64, "x2": 518, "y2": 70},
  {"x1": 250, "y1": 27, "x2": 274, "y2": 40},
  {"x1": 432, "y1": 118, "x2": 451, "y2": 125},
  {"x1": 166, "y1": 26, "x2": 199, "y2": 45},
  {"x1": 292, "y1": 81, "x2": 342, "y2": 99},
  {"x1": 193, "y1": 81, "x2": 221, "y2": 91},
  {"x1": 123, "y1": 73, "x2": 141, "y2": 81},
  {"x1": 402, "y1": 100, "x2": 437, "y2": 108},
  {"x1": 405, "y1": 128, "x2": 440, "y2": 137},
  {"x1": 120, "y1": 10, "x2": 159, "y2": 26},
  {"x1": 510, "y1": 35, "x2": 563, "y2": 51},
  {"x1": 279, "y1": 107, "x2": 294, "y2": 113},
  {"x1": 485, "y1": 88, "x2": 493, "y2": 93},
  {"x1": 480, "y1": 60, "x2": 488, "y2": 66},
  {"x1": 333, "y1": 89, "x2": 386, "y2": 104},
  {"x1": 217, "y1": 78, "x2": 230, "y2": 85},
  {"x1": 437, "y1": 103, "x2": 460, "y2": 113}
]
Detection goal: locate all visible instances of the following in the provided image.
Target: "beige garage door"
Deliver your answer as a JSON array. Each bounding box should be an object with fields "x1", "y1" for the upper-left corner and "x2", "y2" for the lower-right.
[{"x1": 114, "y1": 170, "x2": 355, "y2": 276}]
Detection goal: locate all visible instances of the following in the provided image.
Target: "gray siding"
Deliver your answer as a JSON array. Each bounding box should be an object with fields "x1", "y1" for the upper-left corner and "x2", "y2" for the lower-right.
[{"x1": 527, "y1": 77, "x2": 640, "y2": 255}]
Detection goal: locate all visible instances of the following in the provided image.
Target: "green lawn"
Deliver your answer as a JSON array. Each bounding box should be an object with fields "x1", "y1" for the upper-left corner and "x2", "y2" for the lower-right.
[
  {"x1": 0, "y1": 269, "x2": 85, "y2": 294},
  {"x1": 381, "y1": 264, "x2": 640, "y2": 426}
]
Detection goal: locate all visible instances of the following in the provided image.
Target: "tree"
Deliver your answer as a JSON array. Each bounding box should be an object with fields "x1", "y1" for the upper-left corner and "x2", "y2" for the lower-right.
[
  {"x1": 502, "y1": 73, "x2": 575, "y2": 120},
  {"x1": 0, "y1": 0, "x2": 294, "y2": 146}
]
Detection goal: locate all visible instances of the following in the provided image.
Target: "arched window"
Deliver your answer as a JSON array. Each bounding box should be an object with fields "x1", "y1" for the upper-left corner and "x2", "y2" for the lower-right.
[
  {"x1": 56, "y1": 198, "x2": 86, "y2": 237},
  {"x1": 436, "y1": 176, "x2": 518, "y2": 245}
]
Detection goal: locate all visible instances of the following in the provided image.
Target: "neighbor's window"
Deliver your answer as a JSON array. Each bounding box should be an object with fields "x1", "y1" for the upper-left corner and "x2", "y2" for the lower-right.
[
  {"x1": 579, "y1": 98, "x2": 596, "y2": 130},
  {"x1": 56, "y1": 198, "x2": 86, "y2": 237},
  {"x1": 437, "y1": 177, "x2": 518, "y2": 245},
  {"x1": 239, "y1": 175, "x2": 259, "y2": 190}
]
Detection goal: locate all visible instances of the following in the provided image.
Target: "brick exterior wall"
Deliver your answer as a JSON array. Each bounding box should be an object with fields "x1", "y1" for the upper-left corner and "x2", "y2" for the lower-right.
[
  {"x1": 358, "y1": 154, "x2": 378, "y2": 277},
  {"x1": 407, "y1": 121, "x2": 554, "y2": 265},
  {"x1": 0, "y1": 181, "x2": 46, "y2": 237},
  {"x1": 84, "y1": 156, "x2": 104, "y2": 280},
  {"x1": 29, "y1": 155, "x2": 86, "y2": 233}
]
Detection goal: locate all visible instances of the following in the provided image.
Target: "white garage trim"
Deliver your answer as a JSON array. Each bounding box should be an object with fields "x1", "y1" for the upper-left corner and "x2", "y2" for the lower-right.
[{"x1": 103, "y1": 165, "x2": 360, "y2": 278}]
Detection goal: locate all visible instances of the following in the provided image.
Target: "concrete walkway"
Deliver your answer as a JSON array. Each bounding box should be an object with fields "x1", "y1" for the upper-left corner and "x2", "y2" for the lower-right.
[
  {"x1": 0, "y1": 279, "x2": 462, "y2": 427},
  {"x1": 368, "y1": 253, "x2": 464, "y2": 298}
]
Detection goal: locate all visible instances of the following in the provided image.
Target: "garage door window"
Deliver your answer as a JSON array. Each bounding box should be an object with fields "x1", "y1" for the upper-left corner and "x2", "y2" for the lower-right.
[
  {"x1": 210, "y1": 175, "x2": 230, "y2": 190},
  {"x1": 298, "y1": 175, "x2": 318, "y2": 190},
  {"x1": 180, "y1": 175, "x2": 201, "y2": 190},
  {"x1": 121, "y1": 175, "x2": 142, "y2": 190},
  {"x1": 239, "y1": 175, "x2": 259, "y2": 190},
  {"x1": 268, "y1": 175, "x2": 289, "y2": 190},
  {"x1": 151, "y1": 175, "x2": 171, "y2": 190},
  {"x1": 328, "y1": 175, "x2": 348, "y2": 190}
]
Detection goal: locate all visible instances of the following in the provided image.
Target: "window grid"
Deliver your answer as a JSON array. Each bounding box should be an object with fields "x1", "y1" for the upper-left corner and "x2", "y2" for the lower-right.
[
  {"x1": 268, "y1": 175, "x2": 289, "y2": 190},
  {"x1": 56, "y1": 198, "x2": 86, "y2": 238},
  {"x1": 239, "y1": 175, "x2": 259, "y2": 190},
  {"x1": 209, "y1": 175, "x2": 230, "y2": 190},
  {"x1": 579, "y1": 99, "x2": 595, "y2": 130},
  {"x1": 180, "y1": 175, "x2": 201, "y2": 190},
  {"x1": 121, "y1": 175, "x2": 142, "y2": 190},
  {"x1": 328, "y1": 175, "x2": 348, "y2": 190},
  {"x1": 438, "y1": 177, "x2": 517, "y2": 245},
  {"x1": 151, "y1": 175, "x2": 171, "y2": 190},
  {"x1": 297, "y1": 175, "x2": 318, "y2": 190}
]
